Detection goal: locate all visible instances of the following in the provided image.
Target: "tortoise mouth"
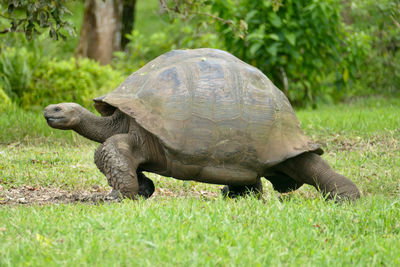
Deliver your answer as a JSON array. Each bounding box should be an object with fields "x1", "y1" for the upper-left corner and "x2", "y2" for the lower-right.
[{"x1": 45, "y1": 116, "x2": 65, "y2": 123}]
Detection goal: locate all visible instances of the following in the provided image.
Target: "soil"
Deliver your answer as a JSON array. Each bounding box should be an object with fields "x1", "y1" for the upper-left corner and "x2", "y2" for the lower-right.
[{"x1": 0, "y1": 185, "x2": 219, "y2": 206}]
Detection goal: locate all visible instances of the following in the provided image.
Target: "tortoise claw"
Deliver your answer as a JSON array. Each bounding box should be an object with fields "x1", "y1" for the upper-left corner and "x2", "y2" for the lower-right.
[{"x1": 105, "y1": 189, "x2": 123, "y2": 201}]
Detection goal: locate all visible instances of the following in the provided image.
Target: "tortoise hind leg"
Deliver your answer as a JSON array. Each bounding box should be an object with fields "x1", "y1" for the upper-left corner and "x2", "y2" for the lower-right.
[
  {"x1": 221, "y1": 178, "x2": 263, "y2": 198},
  {"x1": 274, "y1": 152, "x2": 360, "y2": 201},
  {"x1": 137, "y1": 171, "x2": 155, "y2": 198},
  {"x1": 266, "y1": 172, "x2": 304, "y2": 193},
  {"x1": 94, "y1": 134, "x2": 146, "y2": 199}
]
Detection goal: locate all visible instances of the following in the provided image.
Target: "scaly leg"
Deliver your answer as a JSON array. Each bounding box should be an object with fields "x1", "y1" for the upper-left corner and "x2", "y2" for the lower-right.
[
  {"x1": 94, "y1": 134, "x2": 145, "y2": 199},
  {"x1": 275, "y1": 152, "x2": 360, "y2": 201},
  {"x1": 106, "y1": 172, "x2": 155, "y2": 199}
]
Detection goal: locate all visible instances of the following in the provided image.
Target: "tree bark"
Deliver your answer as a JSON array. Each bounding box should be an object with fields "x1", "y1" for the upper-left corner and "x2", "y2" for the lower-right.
[
  {"x1": 75, "y1": 0, "x2": 123, "y2": 65},
  {"x1": 121, "y1": 0, "x2": 136, "y2": 50},
  {"x1": 341, "y1": 0, "x2": 353, "y2": 25}
]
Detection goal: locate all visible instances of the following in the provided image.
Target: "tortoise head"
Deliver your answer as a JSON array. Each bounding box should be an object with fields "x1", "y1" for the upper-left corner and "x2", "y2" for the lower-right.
[{"x1": 44, "y1": 103, "x2": 83, "y2": 130}]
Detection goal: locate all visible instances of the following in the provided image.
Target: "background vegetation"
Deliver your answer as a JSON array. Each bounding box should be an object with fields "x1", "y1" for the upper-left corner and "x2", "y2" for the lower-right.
[{"x1": 1, "y1": 0, "x2": 399, "y2": 109}]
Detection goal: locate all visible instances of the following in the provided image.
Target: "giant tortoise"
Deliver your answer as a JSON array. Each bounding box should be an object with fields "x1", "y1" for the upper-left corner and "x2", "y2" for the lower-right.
[{"x1": 44, "y1": 48, "x2": 360, "y2": 201}]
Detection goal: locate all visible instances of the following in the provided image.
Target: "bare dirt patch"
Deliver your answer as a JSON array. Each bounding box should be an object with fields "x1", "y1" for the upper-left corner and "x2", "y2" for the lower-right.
[{"x1": 0, "y1": 185, "x2": 218, "y2": 206}]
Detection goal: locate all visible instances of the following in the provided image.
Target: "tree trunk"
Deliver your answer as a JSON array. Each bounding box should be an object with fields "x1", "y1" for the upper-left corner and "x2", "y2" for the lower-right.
[
  {"x1": 121, "y1": 0, "x2": 136, "y2": 50},
  {"x1": 341, "y1": 0, "x2": 353, "y2": 25},
  {"x1": 75, "y1": 0, "x2": 123, "y2": 65}
]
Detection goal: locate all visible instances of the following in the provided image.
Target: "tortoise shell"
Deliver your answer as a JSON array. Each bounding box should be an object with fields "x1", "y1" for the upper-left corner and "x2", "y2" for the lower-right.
[{"x1": 94, "y1": 48, "x2": 322, "y2": 168}]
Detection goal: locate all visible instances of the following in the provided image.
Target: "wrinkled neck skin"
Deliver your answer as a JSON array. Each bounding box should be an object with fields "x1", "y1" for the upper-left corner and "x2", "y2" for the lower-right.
[{"x1": 73, "y1": 109, "x2": 129, "y2": 143}]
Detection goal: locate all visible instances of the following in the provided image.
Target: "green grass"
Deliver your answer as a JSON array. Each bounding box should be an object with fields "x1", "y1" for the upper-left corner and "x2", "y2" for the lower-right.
[
  {"x1": 299, "y1": 97, "x2": 400, "y2": 137},
  {"x1": 0, "y1": 144, "x2": 103, "y2": 190},
  {"x1": 1, "y1": 197, "x2": 399, "y2": 266},
  {"x1": 1, "y1": 96, "x2": 400, "y2": 266}
]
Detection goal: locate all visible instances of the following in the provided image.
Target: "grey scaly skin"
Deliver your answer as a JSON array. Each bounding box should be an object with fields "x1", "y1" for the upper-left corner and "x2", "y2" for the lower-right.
[{"x1": 44, "y1": 103, "x2": 360, "y2": 201}]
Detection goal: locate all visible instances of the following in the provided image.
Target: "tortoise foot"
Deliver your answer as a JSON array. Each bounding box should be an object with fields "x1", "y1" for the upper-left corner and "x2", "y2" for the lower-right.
[
  {"x1": 221, "y1": 180, "x2": 263, "y2": 199},
  {"x1": 105, "y1": 189, "x2": 123, "y2": 201}
]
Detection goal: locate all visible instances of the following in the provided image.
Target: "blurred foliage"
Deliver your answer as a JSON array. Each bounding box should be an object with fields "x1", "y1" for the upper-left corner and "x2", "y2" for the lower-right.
[
  {"x1": 113, "y1": 17, "x2": 223, "y2": 75},
  {"x1": 162, "y1": 0, "x2": 372, "y2": 105},
  {"x1": 348, "y1": 0, "x2": 400, "y2": 96},
  {"x1": 0, "y1": 86, "x2": 13, "y2": 111},
  {"x1": 0, "y1": 2, "x2": 84, "y2": 59},
  {"x1": 0, "y1": 0, "x2": 75, "y2": 40},
  {"x1": 0, "y1": 45, "x2": 38, "y2": 104},
  {"x1": 1, "y1": 0, "x2": 398, "y2": 108},
  {"x1": 25, "y1": 57, "x2": 123, "y2": 110},
  {"x1": 0, "y1": 45, "x2": 123, "y2": 110}
]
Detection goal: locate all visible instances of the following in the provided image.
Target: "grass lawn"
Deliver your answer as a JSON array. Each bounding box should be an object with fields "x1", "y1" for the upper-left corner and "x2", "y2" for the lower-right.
[{"x1": 0, "y1": 96, "x2": 399, "y2": 266}]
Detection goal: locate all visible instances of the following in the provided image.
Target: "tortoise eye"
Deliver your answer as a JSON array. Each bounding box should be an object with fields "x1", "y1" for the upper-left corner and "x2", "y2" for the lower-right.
[{"x1": 54, "y1": 107, "x2": 61, "y2": 112}]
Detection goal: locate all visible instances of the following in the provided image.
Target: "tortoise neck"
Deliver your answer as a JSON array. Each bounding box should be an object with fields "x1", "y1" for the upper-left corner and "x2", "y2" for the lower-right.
[{"x1": 73, "y1": 109, "x2": 130, "y2": 143}]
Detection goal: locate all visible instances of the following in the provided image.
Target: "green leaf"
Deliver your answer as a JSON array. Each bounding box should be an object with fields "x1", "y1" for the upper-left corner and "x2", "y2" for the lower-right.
[
  {"x1": 343, "y1": 68, "x2": 349, "y2": 83},
  {"x1": 249, "y1": 43, "x2": 262, "y2": 56},
  {"x1": 268, "y1": 13, "x2": 282, "y2": 28},
  {"x1": 245, "y1": 10, "x2": 258, "y2": 21},
  {"x1": 239, "y1": 20, "x2": 248, "y2": 32},
  {"x1": 285, "y1": 32, "x2": 296, "y2": 46},
  {"x1": 262, "y1": 1, "x2": 272, "y2": 8},
  {"x1": 246, "y1": 31, "x2": 263, "y2": 42},
  {"x1": 267, "y1": 33, "x2": 280, "y2": 41},
  {"x1": 267, "y1": 44, "x2": 279, "y2": 57}
]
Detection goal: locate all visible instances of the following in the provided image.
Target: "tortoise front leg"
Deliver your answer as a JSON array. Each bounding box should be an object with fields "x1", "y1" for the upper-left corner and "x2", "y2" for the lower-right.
[
  {"x1": 106, "y1": 172, "x2": 155, "y2": 199},
  {"x1": 94, "y1": 134, "x2": 146, "y2": 199},
  {"x1": 221, "y1": 178, "x2": 263, "y2": 198},
  {"x1": 275, "y1": 152, "x2": 360, "y2": 201}
]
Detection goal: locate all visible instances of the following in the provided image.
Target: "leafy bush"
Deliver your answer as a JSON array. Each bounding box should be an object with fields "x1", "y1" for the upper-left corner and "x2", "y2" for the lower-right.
[
  {"x1": 0, "y1": 86, "x2": 13, "y2": 111},
  {"x1": 212, "y1": 0, "x2": 369, "y2": 104},
  {"x1": 163, "y1": 0, "x2": 370, "y2": 105},
  {"x1": 0, "y1": 0, "x2": 74, "y2": 40},
  {"x1": 0, "y1": 2, "x2": 84, "y2": 64},
  {"x1": 113, "y1": 18, "x2": 223, "y2": 75},
  {"x1": 0, "y1": 43, "x2": 124, "y2": 110},
  {"x1": 0, "y1": 46, "x2": 40, "y2": 104},
  {"x1": 348, "y1": 0, "x2": 400, "y2": 96},
  {"x1": 23, "y1": 57, "x2": 124, "y2": 110}
]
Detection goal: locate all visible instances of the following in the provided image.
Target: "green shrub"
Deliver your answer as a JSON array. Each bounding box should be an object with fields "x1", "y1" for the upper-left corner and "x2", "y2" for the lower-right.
[
  {"x1": 0, "y1": 43, "x2": 124, "y2": 110},
  {"x1": 210, "y1": 0, "x2": 370, "y2": 104},
  {"x1": 22, "y1": 57, "x2": 124, "y2": 110},
  {"x1": 113, "y1": 19, "x2": 223, "y2": 75},
  {"x1": 0, "y1": 86, "x2": 13, "y2": 111},
  {"x1": 0, "y1": 46, "x2": 40, "y2": 104},
  {"x1": 0, "y1": 33, "x2": 123, "y2": 110},
  {"x1": 163, "y1": 0, "x2": 372, "y2": 105},
  {"x1": 349, "y1": 0, "x2": 400, "y2": 96},
  {"x1": 0, "y1": 40, "x2": 124, "y2": 111}
]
